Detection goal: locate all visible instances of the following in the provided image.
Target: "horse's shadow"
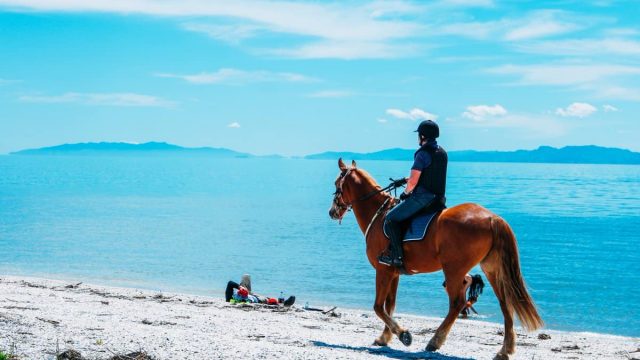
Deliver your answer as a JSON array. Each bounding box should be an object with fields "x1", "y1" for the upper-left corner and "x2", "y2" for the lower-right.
[{"x1": 311, "y1": 340, "x2": 475, "y2": 360}]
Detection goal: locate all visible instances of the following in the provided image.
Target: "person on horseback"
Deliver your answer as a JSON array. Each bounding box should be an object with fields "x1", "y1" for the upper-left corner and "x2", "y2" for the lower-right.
[{"x1": 378, "y1": 120, "x2": 448, "y2": 267}]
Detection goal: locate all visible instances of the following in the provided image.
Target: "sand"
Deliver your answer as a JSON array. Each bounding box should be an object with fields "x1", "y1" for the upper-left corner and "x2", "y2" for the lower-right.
[{"x1": 0, "y1": 275, "x2": 637, "y2": 359}]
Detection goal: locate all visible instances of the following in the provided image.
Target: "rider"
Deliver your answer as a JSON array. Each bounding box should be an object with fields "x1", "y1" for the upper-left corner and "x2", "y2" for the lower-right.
[{"x1": 378, "y1": 120, "x2": 448, "y2": 267}]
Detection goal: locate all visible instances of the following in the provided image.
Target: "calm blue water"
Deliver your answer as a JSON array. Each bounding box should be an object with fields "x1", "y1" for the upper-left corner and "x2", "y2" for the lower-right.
[{"x1": 0, "y1": 155, "x2": 638, "y2": 337}]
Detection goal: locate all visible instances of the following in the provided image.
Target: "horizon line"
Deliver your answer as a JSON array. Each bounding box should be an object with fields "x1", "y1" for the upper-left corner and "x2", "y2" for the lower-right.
[{"x1": 4, "y1": 141, "x2": 638, "y2": 157}]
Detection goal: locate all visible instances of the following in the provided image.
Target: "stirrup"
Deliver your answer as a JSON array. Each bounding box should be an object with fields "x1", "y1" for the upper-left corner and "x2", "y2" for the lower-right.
[
  {"x1": 378, "y1": 253, "x2": 403, "y2": 267},
  {"x1": 377, "y1": 254, "x2": 393, "y2": 266}
]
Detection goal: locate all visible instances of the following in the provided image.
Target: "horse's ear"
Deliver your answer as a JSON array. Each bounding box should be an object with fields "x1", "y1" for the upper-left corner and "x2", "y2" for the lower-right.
[
  {"x1": 351, "y1": 160, "x2": 357, "y2": 169},
  {"x1": 338, "y1": 158, "x2": 347, "y2": 171}
]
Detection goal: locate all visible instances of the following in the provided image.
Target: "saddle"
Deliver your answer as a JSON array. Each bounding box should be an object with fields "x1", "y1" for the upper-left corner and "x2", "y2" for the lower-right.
[{"x1": 400, "y1": 197, "x2": 446, "y2": 242}]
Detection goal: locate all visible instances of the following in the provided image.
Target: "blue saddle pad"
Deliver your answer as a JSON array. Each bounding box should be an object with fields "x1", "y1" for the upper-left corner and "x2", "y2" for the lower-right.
[{"x1": 402, "y1": 210, "x2": 440, "y2": 242}]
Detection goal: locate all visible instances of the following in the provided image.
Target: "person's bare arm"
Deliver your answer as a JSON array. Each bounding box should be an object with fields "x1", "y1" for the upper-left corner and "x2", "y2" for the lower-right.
[{"x1": 404, "y1": 169, "x2": 421, "y2": 194}]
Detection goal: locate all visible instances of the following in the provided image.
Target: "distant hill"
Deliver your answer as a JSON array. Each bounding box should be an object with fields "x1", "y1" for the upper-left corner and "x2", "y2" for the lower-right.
[
  {"x1": 11, "y1": 143, "x2": 640, "y2": 164},
  {"x1": 306, "y1": 145, "x2": 640, "y2": 165},
  {"x1": 10, "y1": 142, "x2": 262, "y2": 158}
]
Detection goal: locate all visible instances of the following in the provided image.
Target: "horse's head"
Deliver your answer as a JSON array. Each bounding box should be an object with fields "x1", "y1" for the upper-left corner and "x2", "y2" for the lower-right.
[{"x1": 329, "y1": 158, "x2": 360, "y2": 222}]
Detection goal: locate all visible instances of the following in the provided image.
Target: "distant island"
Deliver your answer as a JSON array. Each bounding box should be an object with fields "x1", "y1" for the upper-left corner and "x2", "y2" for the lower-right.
[
  {"x1": 10, "y1": 142, "x2": 640, "y2": 165},
  {"x1": 305, "y1": 145, "x2": 640, "y2": 165},
  {"x1": 10, "y1": 142, "x2": 278, "y2": 158}
]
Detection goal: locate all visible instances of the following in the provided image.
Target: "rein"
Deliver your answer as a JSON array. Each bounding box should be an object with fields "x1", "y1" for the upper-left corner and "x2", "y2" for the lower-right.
[
  {"x1": 333, "y1": 168, "x2": 401, "y2": 224},
  {"x1": 364, "y1": 197, "x2": 393, "y2": 240}
]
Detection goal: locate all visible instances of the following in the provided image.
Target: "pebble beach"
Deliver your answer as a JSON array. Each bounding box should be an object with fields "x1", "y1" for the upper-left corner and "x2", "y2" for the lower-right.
[{"x1": 1, "y1": 276, "x2": 637, "y2": 359}]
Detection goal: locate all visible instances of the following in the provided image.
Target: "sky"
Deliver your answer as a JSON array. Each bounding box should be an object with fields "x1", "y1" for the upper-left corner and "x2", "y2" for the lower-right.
[{"x1": 0, "y1": 0, "x2": 639, "y2": 156}]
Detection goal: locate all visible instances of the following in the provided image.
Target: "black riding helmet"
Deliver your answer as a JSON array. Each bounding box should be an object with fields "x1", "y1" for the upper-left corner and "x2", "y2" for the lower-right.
[{"x1": 415, "y1": 120, "x2": 439, "y2": 139}]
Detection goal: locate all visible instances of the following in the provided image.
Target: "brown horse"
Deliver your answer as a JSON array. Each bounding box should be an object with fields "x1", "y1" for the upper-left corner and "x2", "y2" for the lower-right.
[{"x1": 328, "y1": 159, "x2": 542, "y2": 360}]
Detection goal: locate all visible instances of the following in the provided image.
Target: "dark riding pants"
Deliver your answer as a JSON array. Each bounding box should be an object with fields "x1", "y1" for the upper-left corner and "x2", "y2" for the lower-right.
[
  {"x1": 225, "y1": 281, "x2": 239, "y2": 302},
  {"x1": 384, "y1": 192, "x2": 436, "y2": 253}
]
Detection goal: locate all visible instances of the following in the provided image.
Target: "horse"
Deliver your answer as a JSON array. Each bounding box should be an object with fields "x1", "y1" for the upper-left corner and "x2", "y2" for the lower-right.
[{"x1": 328, "y1": 159, "x2": 542, "y2": 360}]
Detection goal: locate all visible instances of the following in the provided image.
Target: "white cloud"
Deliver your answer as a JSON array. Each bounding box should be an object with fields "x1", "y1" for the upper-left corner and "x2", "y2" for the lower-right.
[
  {"x1": 438, "y1": 21, "x2": 498, "y2": 40},
  {"x1": 437, "y1": 0, "x2": 494, "y2": 7},
  {"x1": 462, "y1": 104, "x2": 507, "y2": 121},
  {"x1": 227, "y1": 122, "x2": 241, "y2": 128},
  {"x1": 438, "y1": 10, "x2": 583, "y2": 41},
  {"x1": 452, "y1": 113, "x2": 566, "y2": 137},
  {"x1": 516, "y1": 38, "x2": 640, "y2": 56},
  {"x1": 603, "y1": 28, "x2": 639, "y2": 37},
  {"x1": 0, "y1": 78, "x2": 20, "y2": 85},
  {"x1": 268, "y1": 41, "x2": 421, "y2": 60},
  {"x1": 386, "y1": 109, "x2": 412, "y2": 120},
  {"x1": 595, "y1": 86, "x2": 640, "y2": 102},
  {"x1": 377, "y1": 118, "x2": 388, "y2": 123},
  {"x1": 555, "y1": 102, "x2": 597, "y2": 118},
  {"x1": 603, "y1": 104, "x2": 618, "y2": 112},
  {"x1": 364, "y1": 1, "x2": 424, "y2": 19},
  {"x1": 0, "y1": 0, "x2": 419, "y2": 40},
  {"x1": 307, "y1": 90, "x2": 353, "y2": 98},
  {"x1": 155, "y1": 68, "x2": 317, "y2": 84},
  {"x1": 18, "y1": 92, "x2": 174, "y2": 107},
  {"x1": 488, "y1": 63, "x2": 640, "y2": 101},
  {"x1": 488, "y1": 63, "x2": 640, "y2": 86},
  {"x1": 0, "y1": 0, "x2": 423, "y2": 59},
  {"x1": 386, "y1": 108, "x2": 438, "y2": 121},
  {"x1": 504, "y1": 18, "x2": 579, "y2": 41},
  {"x1": 181, "y1": 23, "x2": 263, "y2": 44},
  {"x1": 409, "y1": 108, "x2": 436, "y2": 120}
]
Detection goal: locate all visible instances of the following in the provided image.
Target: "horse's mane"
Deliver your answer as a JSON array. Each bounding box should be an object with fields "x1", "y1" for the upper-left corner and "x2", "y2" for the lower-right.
[{"x1": 353, "y1": 168, "x2": 386, "y2": 194}]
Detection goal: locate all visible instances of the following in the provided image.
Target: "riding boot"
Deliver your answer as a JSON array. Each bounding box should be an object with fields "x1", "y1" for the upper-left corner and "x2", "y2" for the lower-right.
[
  {"x1": 378, "y1": 228, "x2": 404, "y2": 267},
  {"x1": 389, "y1": 236, "x2": 404, "y2": 267}
]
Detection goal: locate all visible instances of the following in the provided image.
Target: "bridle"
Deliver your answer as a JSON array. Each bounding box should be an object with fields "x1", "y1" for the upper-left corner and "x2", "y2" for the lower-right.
[
  {"x1": 332, "y1": 167, "x2": 400, "y2": 224},
  {"x1": 332, "y1": 168, "x2": 354, "y2": 223}
]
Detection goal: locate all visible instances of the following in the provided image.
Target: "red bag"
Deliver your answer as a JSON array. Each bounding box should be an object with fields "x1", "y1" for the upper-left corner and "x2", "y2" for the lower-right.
[{"x1": 266, "y1": 297, "x2": 278, "y2": 305}]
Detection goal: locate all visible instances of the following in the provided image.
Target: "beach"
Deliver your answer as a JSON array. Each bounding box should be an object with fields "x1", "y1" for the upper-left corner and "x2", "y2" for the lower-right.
[{"x1": 0, "y1": 276, "x2": 636, "y2": 360}]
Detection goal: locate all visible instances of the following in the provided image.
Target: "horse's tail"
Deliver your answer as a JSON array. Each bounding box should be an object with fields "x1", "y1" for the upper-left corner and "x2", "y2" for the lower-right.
[{"x1": 490, "y1": 216, "x2": 543, "y2": 331}]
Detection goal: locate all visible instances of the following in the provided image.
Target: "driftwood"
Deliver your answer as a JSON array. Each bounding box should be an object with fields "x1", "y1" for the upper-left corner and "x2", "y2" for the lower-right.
[
  {"x1": 64, "y1": 282, "x2": 82, "y2": 289},
  {"x1": 36, "y1": 317, "x2": 60, "y2": 326},
  {"x1": 141, "y1": 319, "x2": 176, "y2": 326},
  {"x1": 106, "y1": 347, "x2": 155, "y2": 360}
]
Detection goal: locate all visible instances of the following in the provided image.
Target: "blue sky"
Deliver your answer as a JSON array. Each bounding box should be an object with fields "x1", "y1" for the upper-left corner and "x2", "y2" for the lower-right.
[{"x1": 0, "y1": 0, "x2": 638, "y2": 155}]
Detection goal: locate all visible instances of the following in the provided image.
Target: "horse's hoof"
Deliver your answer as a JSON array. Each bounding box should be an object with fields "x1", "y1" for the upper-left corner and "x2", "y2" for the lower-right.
[
  {"x1": 425, "y1": 344, "x2": 438, "y2": 352},
  {"x1": 399, "y1": 331, "x2": 412, "y2": 347},
  {"x1": 373, "y1": 339, "x2": 387, "y2": 347},
  {"x1": 493, "y1": 353, "x2": 510, "y2": 360}
]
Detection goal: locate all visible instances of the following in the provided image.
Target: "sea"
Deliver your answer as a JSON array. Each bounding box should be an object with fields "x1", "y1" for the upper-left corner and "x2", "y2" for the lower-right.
[{"x1": 0, "y1": 155, "x2": 638, "y2": 337}]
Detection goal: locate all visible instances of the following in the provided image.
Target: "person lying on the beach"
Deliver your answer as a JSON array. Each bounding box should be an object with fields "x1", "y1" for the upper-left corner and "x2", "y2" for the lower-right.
[
  {"x1": 225, "y1": 274, "x2": 295, "y2": 306},
  {"x1": 443, "y1": 273, "x2": 485, "y2": 318}
]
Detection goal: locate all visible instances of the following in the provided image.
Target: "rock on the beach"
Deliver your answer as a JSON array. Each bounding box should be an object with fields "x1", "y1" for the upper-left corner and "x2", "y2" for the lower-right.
[{"x1": 56, "y1": 349, "x2": 83, "y2": 360}]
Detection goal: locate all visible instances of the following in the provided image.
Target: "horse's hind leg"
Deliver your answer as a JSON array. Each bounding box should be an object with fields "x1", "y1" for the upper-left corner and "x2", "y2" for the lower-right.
[
  {"x1": 374, "y1": 275, "x2": 399, "y2": 346},
  {"x1": 373, "y1": 270, "x2": 412, "y2": 346},
  {"x1": 481, "y1": 261, "x2": 516, "y2": 360},
  {"x1": 426, "y1": 269, "x2": 467, "y2": 351}
]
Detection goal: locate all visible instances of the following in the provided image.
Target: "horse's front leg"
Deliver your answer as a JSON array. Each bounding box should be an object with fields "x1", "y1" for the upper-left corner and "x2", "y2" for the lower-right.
[
  {"x1": 374, "y1": 275, "x2": 399, "y2": 346},
  {"x1": 373, "y1": 270, "x2": 412, "y2": 347}
]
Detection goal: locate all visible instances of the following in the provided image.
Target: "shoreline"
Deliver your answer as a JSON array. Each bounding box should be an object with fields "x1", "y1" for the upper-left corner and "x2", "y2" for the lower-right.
[
  {"x1": 1, "y1": 275, "x2": 637, "y2": 359},
  {"x1": 2, "y1": 270, "x2": 634, "y2": 338}
]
